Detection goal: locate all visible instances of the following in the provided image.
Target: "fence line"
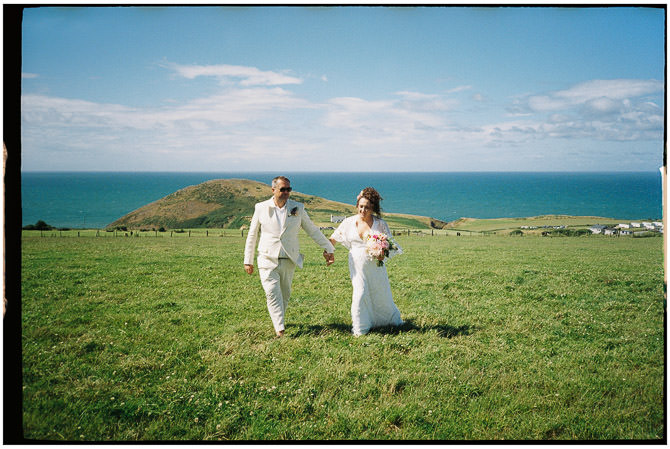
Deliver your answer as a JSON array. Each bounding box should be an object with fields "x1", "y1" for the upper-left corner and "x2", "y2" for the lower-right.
[
  {"x1": 23, "y1": 227, "x2": 657, "y2": 239},
  {"x1": 21, "y1": 228, "x2": 506, "y2": 238}
]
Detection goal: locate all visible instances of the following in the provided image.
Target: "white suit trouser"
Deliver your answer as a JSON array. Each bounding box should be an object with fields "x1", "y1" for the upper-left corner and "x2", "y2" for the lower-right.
[{"x1": 258, "y1": 258, "x2": 296, "y2": 333}]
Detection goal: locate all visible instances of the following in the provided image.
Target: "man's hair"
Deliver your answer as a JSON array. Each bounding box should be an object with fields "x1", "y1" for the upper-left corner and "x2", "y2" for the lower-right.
[{"x1": 272, "y1": 176, "x2": 291, "y2": 188}]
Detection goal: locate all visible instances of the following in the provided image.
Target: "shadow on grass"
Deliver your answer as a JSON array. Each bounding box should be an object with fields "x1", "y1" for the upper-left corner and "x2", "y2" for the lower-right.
[
  {"x1": 370, "y1": 320, "x2": 475, "y2": 338},
  {"x1": 289, "y1": 319, "x2": 474, "y2": 339}
]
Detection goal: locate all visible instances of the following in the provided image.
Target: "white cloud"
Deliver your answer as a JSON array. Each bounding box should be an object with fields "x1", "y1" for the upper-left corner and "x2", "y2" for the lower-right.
[
  {"x1": 149, "y1": 87, "x2": 314, "y2": 127},
  {"x1": 22, "y1": 85, "x2": 313, "y2": 132},
  {"x1": 445, "y1": 85, "x2": 472, "y2": 94},
  {"x1": 166, "y1": 62, "x2": 302, "y2": 86},
  {"x1": 323, "y1": 95, "x2": 450, "y2": 147},
  {"x1": 21, "y1": 94, "x2": 136, "y2": 128},
  {"x1": 22, "y1": 72, "x2": 39, "y2": 79},
  {"x1": 557, "y1": 79, "x2": 662, "y2": 101},
  {"x1": 395, "y1": 91, "x2": 440, "y2": 101},
  {"x1": 20, "y1": 83, "x2": 322, "y2": 170},
  {"x1": 19, "y1": 71, "x2": 663, "y2": 171},
  {"x1": 525, "y1": 79, "x2": 663, "y2": 112},
  {"x1": 583, "y1": 96, "x2": 621, "y2": 114},
  {"x1": 506, "y1": 79, "x2": 664, "y2": 143},
  {"x1": 395, "y1": 91, "x2": 456, "y2": 112}
]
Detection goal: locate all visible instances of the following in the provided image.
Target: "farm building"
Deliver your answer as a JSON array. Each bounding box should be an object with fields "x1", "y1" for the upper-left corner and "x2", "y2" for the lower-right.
[{"x1": 589, "y1": 225, "x2": 607, "y2": 234}]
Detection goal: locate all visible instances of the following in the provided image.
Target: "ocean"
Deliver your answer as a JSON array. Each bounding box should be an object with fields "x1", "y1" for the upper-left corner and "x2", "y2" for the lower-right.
[{"x1": 19, "y1": 171, "x2": 663, "y2": 229}]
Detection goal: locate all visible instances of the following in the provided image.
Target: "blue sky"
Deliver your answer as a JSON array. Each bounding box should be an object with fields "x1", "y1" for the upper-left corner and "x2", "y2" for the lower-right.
[{"x1": 20, "y1": 5, "x2": 665, "y2": 172}]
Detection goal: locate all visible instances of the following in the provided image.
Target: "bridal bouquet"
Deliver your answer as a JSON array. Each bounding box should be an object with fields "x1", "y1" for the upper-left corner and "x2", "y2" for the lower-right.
[{"x1": 365, "y1": 232, "x2": 397, "y2": 267}]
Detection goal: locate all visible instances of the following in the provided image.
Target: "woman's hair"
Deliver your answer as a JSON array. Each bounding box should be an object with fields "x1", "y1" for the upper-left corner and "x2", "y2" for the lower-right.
[{"x1": 357, "y1": 187, "x2": 383, "y2": 217}]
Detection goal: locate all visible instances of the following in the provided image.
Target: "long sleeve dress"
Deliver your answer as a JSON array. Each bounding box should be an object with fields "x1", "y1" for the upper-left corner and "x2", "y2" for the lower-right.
[{"x1": 330, "y1": 216, "x2": 404, "y2": 336}]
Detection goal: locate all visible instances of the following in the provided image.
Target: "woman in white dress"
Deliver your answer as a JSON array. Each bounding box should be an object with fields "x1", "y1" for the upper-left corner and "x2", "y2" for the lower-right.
[{"x1": 329, "y1": 187, "x2": 404, "y2": 336}]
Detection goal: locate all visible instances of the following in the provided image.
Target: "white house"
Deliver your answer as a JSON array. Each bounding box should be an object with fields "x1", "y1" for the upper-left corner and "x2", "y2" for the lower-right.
[
  {"x1": 616, "y1": 224, "x2": 630, "y2": 229},
  {"x1": 604, "y1": 228, "x2": 618, "y2": 236},
  {"x1": 330, "y1": 215, "x2": 346, "y2": 223},
  {"x1": 653, "y1": 221, "x2": 663, "y2": 227},
  {"x1": 589, "y1": 225, "x2": 606, "y2": 234},
  {"x1": 631, "y1": 222, "x2": 641, "y2": 228}
]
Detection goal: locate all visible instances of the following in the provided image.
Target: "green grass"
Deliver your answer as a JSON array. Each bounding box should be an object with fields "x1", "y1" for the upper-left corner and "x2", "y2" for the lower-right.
[{"x1": 20, "y1": 231, "x2": 664, "y2": 441}]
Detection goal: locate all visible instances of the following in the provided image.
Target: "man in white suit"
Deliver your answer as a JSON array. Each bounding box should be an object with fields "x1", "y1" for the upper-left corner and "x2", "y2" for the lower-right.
[{"x1": 244, "y1": 176, "x2": 335, "y2": 337}]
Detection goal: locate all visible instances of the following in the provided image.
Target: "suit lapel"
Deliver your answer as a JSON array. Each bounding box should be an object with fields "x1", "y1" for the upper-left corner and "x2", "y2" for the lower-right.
[
  {"x1": 262, "y1": 199, "x2": 282, "y2": 235},
  {"x1": 266, "y1": 199, "x2": 275, "y2": 220}
]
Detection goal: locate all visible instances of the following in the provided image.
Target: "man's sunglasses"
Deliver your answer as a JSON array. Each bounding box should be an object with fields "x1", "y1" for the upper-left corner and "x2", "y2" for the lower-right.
[{"x1": 279, "y1": 187, "x2": 292, "y2": 192}]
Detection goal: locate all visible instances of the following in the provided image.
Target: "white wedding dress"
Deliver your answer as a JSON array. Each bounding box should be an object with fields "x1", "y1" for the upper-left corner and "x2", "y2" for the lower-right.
[{"x1": 330, "y1": 216, "x2": 404, "y2": 336}]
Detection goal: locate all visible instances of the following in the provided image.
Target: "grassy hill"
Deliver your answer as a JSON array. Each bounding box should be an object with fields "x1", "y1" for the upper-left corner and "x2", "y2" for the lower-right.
[{"x1": 108, "y1": 179, "x2": 448, "y2": 231}]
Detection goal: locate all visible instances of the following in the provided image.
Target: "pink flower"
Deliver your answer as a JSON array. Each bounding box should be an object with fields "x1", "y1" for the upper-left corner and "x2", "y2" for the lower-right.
[{"x1": 365, "y1": 232, "x2": 397, "y2": 266}]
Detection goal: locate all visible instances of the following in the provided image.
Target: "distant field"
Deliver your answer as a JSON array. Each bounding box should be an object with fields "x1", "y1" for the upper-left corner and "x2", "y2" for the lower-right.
[
  {"x1": 444, "y1": 215, "x2": 661, "y2": 234},
  {"x1": 19, "y1": 230, "x2": 664, "y2": 441}
]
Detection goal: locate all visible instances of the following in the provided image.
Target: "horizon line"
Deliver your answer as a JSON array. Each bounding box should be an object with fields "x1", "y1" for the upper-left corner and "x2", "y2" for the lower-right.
[{"x1": 20, "y1": 169, "x2": 664, "y2": 174}]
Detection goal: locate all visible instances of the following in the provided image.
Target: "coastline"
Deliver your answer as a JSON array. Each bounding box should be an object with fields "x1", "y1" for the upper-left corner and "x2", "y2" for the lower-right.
[{"x1": 21, "y1": 172, "x2": 662, "y2": 229}]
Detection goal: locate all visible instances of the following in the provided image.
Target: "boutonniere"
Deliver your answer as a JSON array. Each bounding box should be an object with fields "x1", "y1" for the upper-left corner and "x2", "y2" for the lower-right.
[{"x1": 290, "y1": 207, "x2": 298, "y2": 216}]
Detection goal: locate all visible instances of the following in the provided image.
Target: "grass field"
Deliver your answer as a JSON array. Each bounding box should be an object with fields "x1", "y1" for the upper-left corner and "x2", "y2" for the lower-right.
[{"x1": 19, "y1": 229, "x2": 664, "y2": 441}]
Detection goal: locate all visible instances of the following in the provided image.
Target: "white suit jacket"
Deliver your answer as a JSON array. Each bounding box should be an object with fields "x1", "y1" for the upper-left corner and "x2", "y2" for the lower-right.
[{"x1": 244, "y1": 198, "x2": 335, "y2": 269}]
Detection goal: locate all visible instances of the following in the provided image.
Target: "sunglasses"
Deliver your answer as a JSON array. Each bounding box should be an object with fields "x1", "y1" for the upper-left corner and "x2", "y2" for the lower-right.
[{"x1": 278, "y1": 187, "x2": 292, "y2": 192}]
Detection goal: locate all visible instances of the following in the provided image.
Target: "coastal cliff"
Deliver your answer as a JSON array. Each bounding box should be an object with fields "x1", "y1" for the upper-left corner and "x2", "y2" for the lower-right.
[{"x1": 108, "y1": 179, "x2": 448, "y2": 230}]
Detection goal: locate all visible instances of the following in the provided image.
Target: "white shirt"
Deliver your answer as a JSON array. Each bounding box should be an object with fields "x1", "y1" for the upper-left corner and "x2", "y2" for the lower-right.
[
  {"x1": 272, "y1": 201, "x2": 289, "y2": 257},
  {"x1": 273, "y1": 201, "x2": 287, "y2": 229}
]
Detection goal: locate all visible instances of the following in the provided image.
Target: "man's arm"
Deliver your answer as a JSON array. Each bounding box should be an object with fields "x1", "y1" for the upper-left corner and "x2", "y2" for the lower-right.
[{"x1": 243, "y1": 205, "x2": 261, "y2": 273}]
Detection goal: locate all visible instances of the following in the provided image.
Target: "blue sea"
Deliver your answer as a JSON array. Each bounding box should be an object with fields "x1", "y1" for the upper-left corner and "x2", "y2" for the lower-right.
[{"x1": 20, "y1": 172, "x2": 663, "y2": 229}]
